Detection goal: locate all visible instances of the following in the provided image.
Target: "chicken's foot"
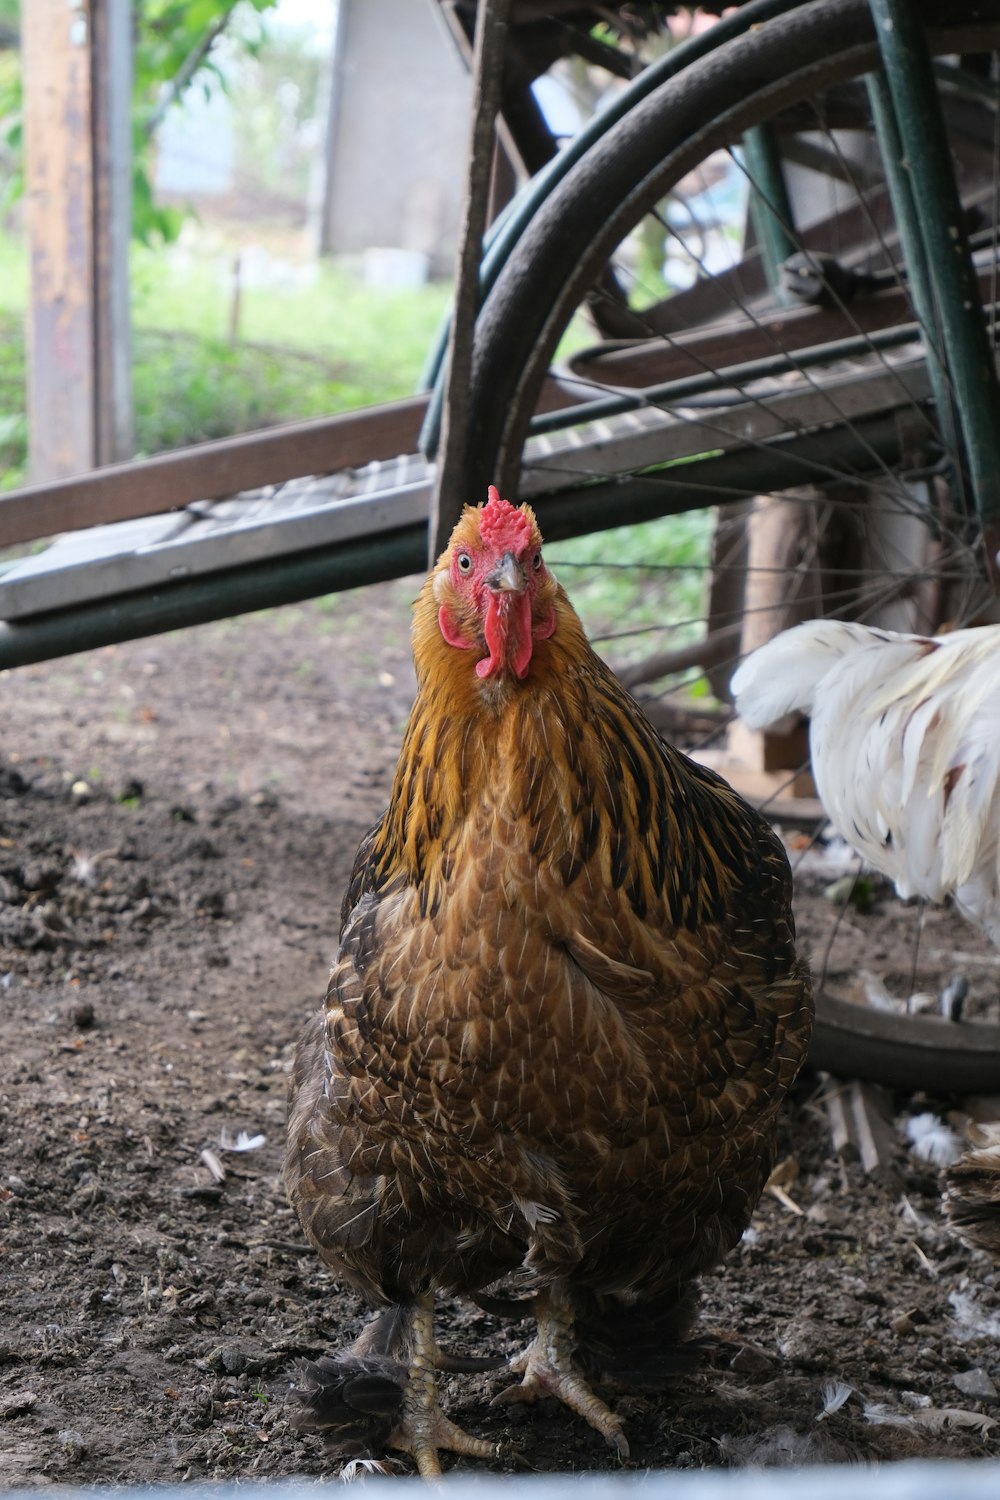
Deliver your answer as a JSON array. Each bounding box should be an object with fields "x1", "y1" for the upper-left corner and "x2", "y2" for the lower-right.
[
  {"x1": 492, "y1": 1283, "x2": 629, "y2": 1457},
  {"x1": 387, "y1": 1294, "x2": 498, "y2": 1478}
]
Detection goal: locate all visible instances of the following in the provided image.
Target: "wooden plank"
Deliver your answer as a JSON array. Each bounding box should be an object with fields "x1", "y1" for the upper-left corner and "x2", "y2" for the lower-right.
[
  {"x1": 0, "y1": 396, "x2": 430, "y2": 549},
  {"x1": 23, "y1": 0, "x2": 97, "y2": 480}
]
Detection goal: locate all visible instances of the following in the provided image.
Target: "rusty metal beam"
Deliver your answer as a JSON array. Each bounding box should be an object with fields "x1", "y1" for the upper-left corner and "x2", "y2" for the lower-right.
[{"x1": 0, "y1": 396, "x2": 429, "y2": 549}]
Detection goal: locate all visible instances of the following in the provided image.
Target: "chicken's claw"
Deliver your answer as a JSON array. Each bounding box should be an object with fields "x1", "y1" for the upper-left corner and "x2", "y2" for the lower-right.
[
  {"x1": 387, "y1": 1404, "x2": 497, "y2": 1479},
  {"x1": 388, "y1": 1295, "x2": 499, "y2": 1478},
  {"x1": 492, "y1": 1285, "x2": 630, "y2": 1458}
]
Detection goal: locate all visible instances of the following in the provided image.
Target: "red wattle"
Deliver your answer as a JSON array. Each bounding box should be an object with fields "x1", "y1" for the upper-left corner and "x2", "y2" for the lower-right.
[
  {"x1": 438, "y1": 604, "x2": 476, "y2": 652},
  {"x1": 534, "y1": 606, "x2": 556, "y2": 642},
  {"x1": 476, "y1": 592, "x2": 534, "y2": 679}
]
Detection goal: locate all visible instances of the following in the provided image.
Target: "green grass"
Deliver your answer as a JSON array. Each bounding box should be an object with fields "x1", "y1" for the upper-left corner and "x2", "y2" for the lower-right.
[
  {"x1": 0, "y1": 229, "x2": 452, "y2": 487},
  {"x1": 0, "y1": 309, "x2": 26, "y2": 489},
  {"x1": 0, "y1": 233, "x2": 29, "y2": 317},
  {"x1": 130, "y1": 243, "x2": 452, "y2": 413},
  {"x1": 547, "y1": 511, "x2": 712, "y2": 668}
]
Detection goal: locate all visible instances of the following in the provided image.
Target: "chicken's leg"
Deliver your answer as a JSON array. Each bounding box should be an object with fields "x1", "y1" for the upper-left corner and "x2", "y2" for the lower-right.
[
  {"x1": 492, "y1": 1282, "x2": 629, "y2": 1457},
  {"x1": 387, "y1": 1293, "x2": 498, "y2": 1478}
]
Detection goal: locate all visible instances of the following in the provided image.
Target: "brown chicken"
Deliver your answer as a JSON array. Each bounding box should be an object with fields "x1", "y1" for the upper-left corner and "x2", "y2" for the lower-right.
[{"x1": 285, "y1": 489, "x2": 813, "y2": 1475}]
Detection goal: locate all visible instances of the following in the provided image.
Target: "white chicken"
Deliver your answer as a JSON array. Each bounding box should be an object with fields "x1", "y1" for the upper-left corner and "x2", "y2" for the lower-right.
[{"x1": 730, "y1": 620, "x2": 1000, "y2": 943}]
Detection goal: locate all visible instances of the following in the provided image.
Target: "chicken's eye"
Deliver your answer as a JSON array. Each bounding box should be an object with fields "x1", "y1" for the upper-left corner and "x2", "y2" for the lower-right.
[
  {"x1": 457, "y1": 553, "x2": 473, "y2": 574},
  {"x1": 532, "y1": 552, "x2": 542, "y2": 571}
]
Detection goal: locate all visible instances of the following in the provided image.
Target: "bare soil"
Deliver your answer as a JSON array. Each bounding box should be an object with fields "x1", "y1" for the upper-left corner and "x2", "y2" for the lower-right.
[{"x1": 2, "y1": 581, "x2": 999, "y2": 1487}]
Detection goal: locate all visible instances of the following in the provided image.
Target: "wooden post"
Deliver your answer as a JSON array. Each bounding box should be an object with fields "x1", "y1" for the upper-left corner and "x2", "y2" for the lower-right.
[
  {"x1": 23, "y1": 0, "x2": 132, "y2": 484},
  {"x1": 727, "y1": 490, "x2": 820, "y2": 796}
]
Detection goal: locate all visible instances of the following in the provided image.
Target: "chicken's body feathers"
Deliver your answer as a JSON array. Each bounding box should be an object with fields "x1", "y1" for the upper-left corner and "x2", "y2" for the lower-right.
[{"x1": 289, "y1": 598, "x2": 808, "y2": 1306}]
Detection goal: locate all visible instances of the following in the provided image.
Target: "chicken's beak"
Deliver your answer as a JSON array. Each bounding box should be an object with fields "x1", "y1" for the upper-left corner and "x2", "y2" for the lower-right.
[{"x1": 485, "y1": 551, "x2": 527, "y2": 594}]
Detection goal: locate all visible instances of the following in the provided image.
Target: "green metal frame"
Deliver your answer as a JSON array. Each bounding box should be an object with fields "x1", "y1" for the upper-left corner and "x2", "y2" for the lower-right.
[
  {"x1": 740, "y1": 124, "x2": 799, "y2": 301},
  {"x1": 869, "y1": 0, "x2": 1000, "y2": 522}
]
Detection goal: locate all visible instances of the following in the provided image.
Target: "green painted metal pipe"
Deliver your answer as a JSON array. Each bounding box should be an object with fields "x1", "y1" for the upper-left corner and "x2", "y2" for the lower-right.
[
  {"x1": 868, "y1": 0, "x2": 1000, "y2": 523},
  {"x1": 0, "y1": 528, "x2": 428, "y2": 672},
  {"x1": 740, "y1": 125, "x2": 799, "y2": 301},
  {"x1": 864, "y1": 68, "x2": 963, "y2": 486}
]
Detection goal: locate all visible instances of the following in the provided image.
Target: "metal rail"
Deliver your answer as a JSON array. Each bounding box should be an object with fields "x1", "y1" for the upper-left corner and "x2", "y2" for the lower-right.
[
  {"x1": 0, "y1": 405, "x2": 909, "y2": 670},
  {"x1": 0, "y1": 396, "x2": 428, "y2": 549}
]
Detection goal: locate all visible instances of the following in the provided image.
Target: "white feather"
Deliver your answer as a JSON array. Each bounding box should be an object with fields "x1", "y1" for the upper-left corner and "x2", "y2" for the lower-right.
[
  {"x1": 904, "y1": 1111, "x2": 965, "y2": 1167},
  {"x1": 817, "y1": 1380, "x2": 855, "y2": 1419},
  {"x1": 733, "y1": 621, "x2": 1000, "y2": 943},
  {"x1": 730, "y1": 619, "x2": 880, "y2": 729}
]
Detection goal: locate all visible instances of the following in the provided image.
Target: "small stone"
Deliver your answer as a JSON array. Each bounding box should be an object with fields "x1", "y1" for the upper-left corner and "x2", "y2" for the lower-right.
[
  {"x1": 57, "y1": 1428, "x2": 87, "y2": 1461},
  {"x1": 777, "y1": 1321, "x2": 825, "y2": 1369},
  {"x1": 220, "y1": 1342, "x2": 247, "y2": 1375},
  {"x1": 69, "y1": 999, "x2": 95, "y2": 1030},
  {"x1": 1, "y1": 1390, "x2": 37, "y2": 1418},
  {"x1": 954, "y1": 1368, "x2": 998, "y2": 1401}
]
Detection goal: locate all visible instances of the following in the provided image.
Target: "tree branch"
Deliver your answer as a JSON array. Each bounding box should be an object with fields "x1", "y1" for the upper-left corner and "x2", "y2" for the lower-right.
[{"x1": 142, "y1": 4, "x2": 237, "y2": 141}]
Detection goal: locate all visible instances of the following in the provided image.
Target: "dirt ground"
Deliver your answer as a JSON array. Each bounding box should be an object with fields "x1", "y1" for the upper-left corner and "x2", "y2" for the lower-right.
[{"x1": 2, "y1": 579, "x2": 999, "y2": 1487}]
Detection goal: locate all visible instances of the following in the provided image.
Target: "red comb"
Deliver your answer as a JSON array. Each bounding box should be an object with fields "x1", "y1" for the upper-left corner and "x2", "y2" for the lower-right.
[{"x1": 479, "y1": 485, "x2": 532, "y2": 552}]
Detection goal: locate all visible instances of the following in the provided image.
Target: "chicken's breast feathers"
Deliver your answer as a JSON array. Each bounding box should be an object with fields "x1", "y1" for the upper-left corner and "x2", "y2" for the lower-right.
[{"x1": 287, "y1": 579, "x2": 812, "y2": 1310}]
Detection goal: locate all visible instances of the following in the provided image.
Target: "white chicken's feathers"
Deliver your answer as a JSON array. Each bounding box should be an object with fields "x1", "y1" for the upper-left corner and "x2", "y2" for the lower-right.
[
  {"x1": 731, "y1": 620, "x2": 1000, "y2": 943},
  {"x1": 728, "y1": 618, "x2": 882, "y2": 729}
]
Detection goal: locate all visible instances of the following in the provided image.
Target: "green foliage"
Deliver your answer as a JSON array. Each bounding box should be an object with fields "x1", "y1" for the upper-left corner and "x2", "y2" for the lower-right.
[
  {"x1": 0, "y1": 22, "x2": 20, "y2": 214},
  {"x1": 0, "y1": 228, "x2": 453, "y2": 489},
  {"x1": 0, "y1": 0, "x2": 281, "y2": 245},
  {"x1": 131, "y1": 163, "x2": 185, "y2": 249},
  {"x1": 134, "y1": 0, "x2": 276, "y2": 134},
  {"x1": 133, "y1": 1, "x2": 279, "y2": 243},
  {"x1": 547, "y1": 511, "x2": 712, "y2": 667},
  {"x1": 0, "y1": 307, "x2": 24, "y2": 489}
]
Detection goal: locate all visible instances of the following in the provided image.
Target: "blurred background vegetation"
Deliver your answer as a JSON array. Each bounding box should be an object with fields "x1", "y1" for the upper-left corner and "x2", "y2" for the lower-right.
[{"x1": 0, "y1": 0, "x2": 451, "y2": 489}]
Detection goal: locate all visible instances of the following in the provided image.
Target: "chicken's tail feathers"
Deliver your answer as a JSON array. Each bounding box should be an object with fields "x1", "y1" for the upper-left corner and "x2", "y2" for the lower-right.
[
  {"x1": 288, "y1": 1352, "x2": 406, "y2": 1456},
  {"x1": 730, "y1": 618, "x2": 882, "y2": 730},
  {"x1": 288, "y1": 1306, "x2": 408, "y2": 1457},
  {"x1": 943, "y1": 1144, "x2": 1000, "y2": 1258}
]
